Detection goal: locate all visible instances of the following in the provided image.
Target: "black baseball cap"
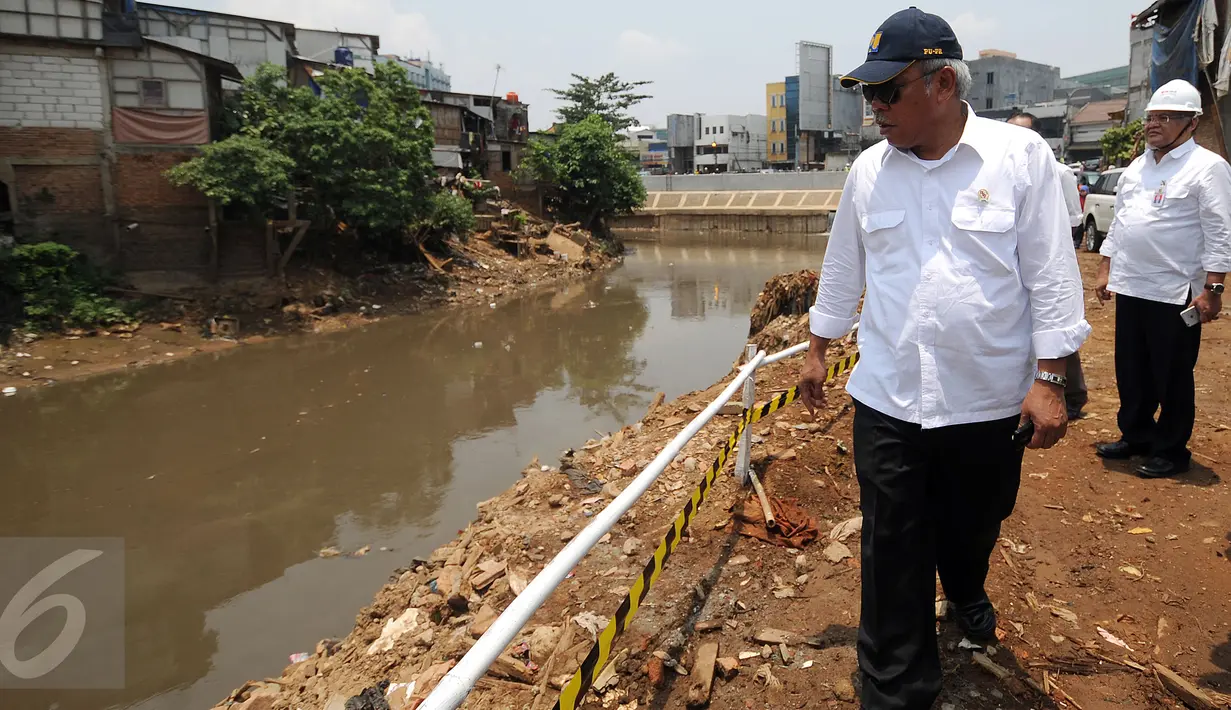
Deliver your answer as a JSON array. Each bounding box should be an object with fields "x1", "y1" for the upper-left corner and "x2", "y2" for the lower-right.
[{"x1": 839, "y1": 7, "x2": 963, "y2": 88}]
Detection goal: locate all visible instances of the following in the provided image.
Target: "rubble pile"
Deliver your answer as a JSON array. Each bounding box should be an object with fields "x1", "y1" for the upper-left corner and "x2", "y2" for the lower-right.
[
  {"x1": 472, "y1": 202, "x2": 601, "y2": 267},
  {"x1": 747, "y1": 270, "x2": 818, "y2": 338},
  {"x1": 211, "y1": 339, "x2": 859, "y2": 710}
]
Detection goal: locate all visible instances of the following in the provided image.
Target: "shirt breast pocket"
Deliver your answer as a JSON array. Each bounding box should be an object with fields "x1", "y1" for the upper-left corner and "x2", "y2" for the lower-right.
[
  {"x1": 950, "y1": 203, "x2": 1018, "y2": 275},
  {"x1": 859, "y1": 209, "x2": 906, "y2": 252}
]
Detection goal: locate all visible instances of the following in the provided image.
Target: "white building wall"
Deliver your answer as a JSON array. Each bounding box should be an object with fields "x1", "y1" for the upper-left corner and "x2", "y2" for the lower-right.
[
  {"x1": 295, "y1": 29, "x2": 377, "y2": 72},
  {"x1": 108, "y1": 44, "x2": 206, "y2": 110},
  {"x1": 0, "y1": 0, "x2": 103, "y2": 41},
  {"x1": 0, "y1": 44, "x2": 103, "y2": 129},
  {"x1": 137, "y1": 5, "x2": 288, "y2": 79}
]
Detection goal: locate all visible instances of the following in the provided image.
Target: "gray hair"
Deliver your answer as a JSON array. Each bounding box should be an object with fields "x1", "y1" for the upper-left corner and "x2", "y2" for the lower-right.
[{"x1": 919, "y1": 58, "x2": 972, "y2": 101}]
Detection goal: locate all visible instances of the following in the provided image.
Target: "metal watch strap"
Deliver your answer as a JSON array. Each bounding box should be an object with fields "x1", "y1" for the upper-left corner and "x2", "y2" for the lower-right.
[
  {"x1": 1206, "y1": 283, "x2": 1225, "y2": 295},
  {"x1": 1036, "y1": 371, "x2": 1067, "y2": 388}
]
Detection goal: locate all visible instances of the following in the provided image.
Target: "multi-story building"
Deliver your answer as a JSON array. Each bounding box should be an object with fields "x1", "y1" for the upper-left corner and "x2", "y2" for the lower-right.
[
  {"x1": 766, "y1": 81, "x2": 788, "y2": 167},
  {"x1": 380, "y1": 54, "x2": 451, "y2": 91},
  {"x1": 666, "y1": 113, "x2": 697, "y2": 173},
  {"x1": 695, "y1": 114, "x2": 767, "y2": 173},
  {"x1": 966, "y1": 49, "x2": 1061, "y2": 112},
  {"x1": 0, "y1": 0, "x2": 248, "y2": 277}
]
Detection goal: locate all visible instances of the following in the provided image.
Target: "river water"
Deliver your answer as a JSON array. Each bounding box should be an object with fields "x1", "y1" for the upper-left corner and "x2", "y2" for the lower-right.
[{"x1": 0, "y1": 235, "x2": 825, "y2": 710}]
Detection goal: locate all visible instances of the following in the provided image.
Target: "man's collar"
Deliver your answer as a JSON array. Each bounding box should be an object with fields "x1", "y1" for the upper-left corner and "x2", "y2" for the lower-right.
[
  {"x1": 884, "y1": 102, "x2": 983, "y2": 166},
  {"x1": 1154, "y1": 137, "x2": 1197, "y2": 162}
]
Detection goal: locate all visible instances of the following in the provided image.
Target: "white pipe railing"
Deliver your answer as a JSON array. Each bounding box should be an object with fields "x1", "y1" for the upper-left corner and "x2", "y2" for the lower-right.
[
  {"x1": 417, "y1": 324, "x2": 857, "y2": 709},
  {"x1": 419, "y1": 349, "x2": 769, "y2": 710}
]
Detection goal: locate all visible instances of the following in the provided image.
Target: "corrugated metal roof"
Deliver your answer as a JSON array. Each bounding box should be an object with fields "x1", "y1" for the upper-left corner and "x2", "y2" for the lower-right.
[{"x1": 1071, "y1": 99, "x2": 1128, "y2": 124}]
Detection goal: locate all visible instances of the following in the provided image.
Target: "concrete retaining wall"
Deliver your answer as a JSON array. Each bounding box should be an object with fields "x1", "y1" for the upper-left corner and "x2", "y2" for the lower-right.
[
  {"x1": 643, "y1": 171, "x2": 848, "y2": 192},
  {"x1": 611, "y1": 212, "x2": 831, "y2": 238}
]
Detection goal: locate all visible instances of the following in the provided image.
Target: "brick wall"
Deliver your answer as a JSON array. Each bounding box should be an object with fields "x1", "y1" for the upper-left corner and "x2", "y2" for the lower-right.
[
  {"x1": 114, "y1": 151, "x2": 206, "y2": 210},
  {"x1": 0, "y1": 45, "x2": 104, "y2": 130},
  {"x1": 0, "y1": 125, "x2": 100, "y2": 157}
]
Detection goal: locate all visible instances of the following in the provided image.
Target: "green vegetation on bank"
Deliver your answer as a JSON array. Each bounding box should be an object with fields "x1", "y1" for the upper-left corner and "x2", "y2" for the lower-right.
[{"x1": 0, "y1": 241, "x2": 132, "y2": 341}]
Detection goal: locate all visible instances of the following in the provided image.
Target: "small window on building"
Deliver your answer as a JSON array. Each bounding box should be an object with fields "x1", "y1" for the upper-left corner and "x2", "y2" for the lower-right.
[
  {"x1": 139, "y1": 79, "x2": 166, "y2": 107},
  {"x1": 771, "y1": 95, "x2": 776, "y2": 108},
  {"x1": 986, "y1": 98, "x2": 993, "y2": 110},
  {"x1": 719, "y1": 126, "x2": 724, "y2": 134},
  {"x1": 987, "y1": 72, "x2": 995, "y2": 85},
  {"x1": 705, "y1": 126, "x2": 710, "y2": 135},
  {"x1": 501, "y1": 150, "x2": 512, "y2": 172}
]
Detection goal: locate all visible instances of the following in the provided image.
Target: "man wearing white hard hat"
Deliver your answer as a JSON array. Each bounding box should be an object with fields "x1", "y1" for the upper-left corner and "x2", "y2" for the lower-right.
[{"x1": 1094, "y1": 79, "x2": 1231, "y2": 478}]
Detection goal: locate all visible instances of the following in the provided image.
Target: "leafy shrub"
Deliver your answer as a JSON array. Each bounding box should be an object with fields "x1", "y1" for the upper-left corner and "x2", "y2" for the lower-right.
[
  {"x1": 419, "y1": 192, "x2": 476, "y2": 239},
  {"x1": 0, "y1": 242, "x2": 132, "y2": 332}
]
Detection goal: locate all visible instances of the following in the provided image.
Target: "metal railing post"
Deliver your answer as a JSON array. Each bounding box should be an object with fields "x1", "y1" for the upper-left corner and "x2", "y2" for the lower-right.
[{"x1": 736, "y1": 343, "x2": 757, "y2": 484}]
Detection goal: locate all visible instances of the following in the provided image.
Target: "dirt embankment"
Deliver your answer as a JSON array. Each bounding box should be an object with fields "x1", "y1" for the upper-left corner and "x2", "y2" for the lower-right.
[
  {"x1": 213, "y1": 253, "x2": 1231, "y2": 710},
  {"x1": 0, "y1": 216, "x2": 612, "y2": 392}
]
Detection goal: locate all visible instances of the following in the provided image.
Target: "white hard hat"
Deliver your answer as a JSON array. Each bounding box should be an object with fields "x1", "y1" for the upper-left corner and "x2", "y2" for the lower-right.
[{"x1": 1145, "y1": 79, "x2": 1203, "y2": 115}]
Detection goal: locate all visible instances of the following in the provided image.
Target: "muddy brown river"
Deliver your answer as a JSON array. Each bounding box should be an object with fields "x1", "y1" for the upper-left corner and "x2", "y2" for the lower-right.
[{"x1": 0, "y1": 235, "x2": 825, "y2": 710}]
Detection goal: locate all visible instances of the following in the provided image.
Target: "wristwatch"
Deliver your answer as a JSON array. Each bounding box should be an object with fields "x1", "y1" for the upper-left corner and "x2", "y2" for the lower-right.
[
  {"x1": 1206, "y1": 283, "x2": 1225, "y2": 295},
  {"x1": 1036, "y1": 371, "x2": 1068, "y2": 388}
]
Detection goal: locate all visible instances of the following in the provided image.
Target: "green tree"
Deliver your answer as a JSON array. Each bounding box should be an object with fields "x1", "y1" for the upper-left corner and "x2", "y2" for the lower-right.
[
  {"x1": 164, "y1": 61, "x2": 437, "y2": 248},
  {"x1": 165, "y1": 134, "x2": 294, "y2": 208},
  {"x1": 521, "y1": 114, "x2": 647, "y2": 239},
  {"x1": 550, "y1": 72, "x2": 652, "y2": 132},
  {"x1": 1100, "y1": 118, "x2": 1144, "y2": 167}
]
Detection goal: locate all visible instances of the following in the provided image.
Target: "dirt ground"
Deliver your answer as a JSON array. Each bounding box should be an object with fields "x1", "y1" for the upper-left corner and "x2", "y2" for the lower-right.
[
  {"x1": 213, "y1": 251, "x2": 1230, "y2": 710},
  {"x1": 0, "y1": 230, "x2": 612, "y2": 392}
]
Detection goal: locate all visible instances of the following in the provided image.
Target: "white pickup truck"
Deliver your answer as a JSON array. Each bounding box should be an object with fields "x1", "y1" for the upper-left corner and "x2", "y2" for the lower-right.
[{"x1": 1080, "y1": 168, "x2": 1126, "y2": 253}]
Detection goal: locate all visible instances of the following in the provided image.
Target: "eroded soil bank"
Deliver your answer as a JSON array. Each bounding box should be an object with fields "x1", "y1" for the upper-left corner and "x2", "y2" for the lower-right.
[{"x1": 216, "y1": 252, "x2": 1230, "y2": 710}]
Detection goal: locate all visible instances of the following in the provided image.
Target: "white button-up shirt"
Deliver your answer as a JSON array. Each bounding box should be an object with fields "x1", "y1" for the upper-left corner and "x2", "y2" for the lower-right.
[
  {"x1": 810, "y1": 109, "x2": 1091, "y2": 429},
  {"x1": 1100, "y1": 138, "x2": 1231, "y2": 305},
  {"x1": 1059, "y1": 165, "x2": 1083, "y2": 228}
]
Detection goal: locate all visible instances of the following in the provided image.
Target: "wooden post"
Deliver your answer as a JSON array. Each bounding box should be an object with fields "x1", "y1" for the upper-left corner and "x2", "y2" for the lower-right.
[
  {"x1": 208, "y1": 200, "x2": 218, "y2": 282},
  {"x1": 276, "y1": 220, "x2": 310, "y2": 278},
  {"x1": 265, "y1": 220, "x2": 275, "y2": 277}
]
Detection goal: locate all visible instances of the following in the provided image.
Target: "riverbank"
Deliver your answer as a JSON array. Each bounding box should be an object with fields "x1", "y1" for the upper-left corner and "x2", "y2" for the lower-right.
[
  {"x1": 0, "y1": 225, "x2": 614, "y2": 392},
  {"x1": 214, "y1": 251, "x2": 1231, "y2": 710}
]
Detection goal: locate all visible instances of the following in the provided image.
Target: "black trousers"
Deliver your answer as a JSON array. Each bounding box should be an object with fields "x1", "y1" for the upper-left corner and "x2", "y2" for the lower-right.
[
  {"x1": 852, "y1": 400, "x2": 1024, "y2": 710},
  {"x1": 1114, "y1": 293, "x2": 1202, "y2": 463}
]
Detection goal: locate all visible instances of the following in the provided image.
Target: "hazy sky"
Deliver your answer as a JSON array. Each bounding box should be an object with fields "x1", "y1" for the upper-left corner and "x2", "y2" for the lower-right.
[{"x1": 190, "y1": 0, "x2": 1147, "y2": 130}]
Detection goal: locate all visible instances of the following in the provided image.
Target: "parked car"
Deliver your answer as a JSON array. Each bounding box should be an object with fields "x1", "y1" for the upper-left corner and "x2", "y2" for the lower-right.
[{"x1": 1080, "y1": 168, "x2": 1125, "y2": 252}]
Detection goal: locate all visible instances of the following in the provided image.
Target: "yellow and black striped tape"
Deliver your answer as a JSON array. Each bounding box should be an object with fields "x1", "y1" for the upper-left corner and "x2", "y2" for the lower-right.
[{"x1": 553, "y1": 351, "x2": 859, "y2": 709}]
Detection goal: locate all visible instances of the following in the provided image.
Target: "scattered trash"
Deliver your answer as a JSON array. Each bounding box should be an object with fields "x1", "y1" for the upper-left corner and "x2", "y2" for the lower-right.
[
  {"x1": 1097, "y1": 626, "x2": 1135, "y2": 652},
  {"x1": 1128, "y1": 527, "x2": 1153, "y2": 535},
  {"x1": 319, "y1": 547, "x2": 341, "y2": 558},
  {"x1": 289, "y1": 652, "x2": 311, "y2": 664},
  {"x1": 958, "y1": 638, "x2": 984, "y2": 651},
  {"x1": 1120, "y1": 565, "x2": 1144, "y2": 579},
  {"x1": 754, "y1": 664, "x2": 783, "y2": 690},
  {"x1": 473, "y1": 342, "x2": 483, "y2": 349},
  {"x1": 367, "y1": 608, "x2": 422, "y2": 655},
  {"x1": 829, "y1": 515, "x2": 863, "y2": 542},
  {"x1": 573, "y1": 611, "x2": 608, "y2": 639},
  {"x1": 343, "y1": 681, "x2": 391, "y2": 710},
  {"x1": 351, "y1": 546, "x2": 371, "y2": 558},
  {"x1": 1049, "y1": 606, "x2": 1079, "y2": 624},
  {"x1": 823, "y1": 541, "x2": 853, "y2": 563},
  {"x1": 2, "y1": 387, "x2": 15, "y2": 397}
]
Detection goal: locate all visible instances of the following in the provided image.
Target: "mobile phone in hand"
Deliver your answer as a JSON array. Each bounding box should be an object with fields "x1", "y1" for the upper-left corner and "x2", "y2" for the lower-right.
[{"x1": 1181, "y1": 306, "x2": 1201, "y2": 327}]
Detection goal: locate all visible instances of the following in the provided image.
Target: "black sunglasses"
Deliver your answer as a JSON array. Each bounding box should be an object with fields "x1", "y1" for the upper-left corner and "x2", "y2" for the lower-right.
[{"x1": 862, "y1": 68, "x2": 941, "y2": 106}]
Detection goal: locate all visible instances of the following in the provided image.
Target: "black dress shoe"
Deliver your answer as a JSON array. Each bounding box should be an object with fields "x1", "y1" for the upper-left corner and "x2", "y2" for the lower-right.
[
  {"x1": 1067, "y1": 407, "x2": 1083, "y2": 421},
  {"x1": 1136, "y1": 457, "x2": 1190, "y2": 479},
  {"x1": 1095, "y1": 440, "x2": 1150, "y2": 460},
  {"x1": 953, "y1": 596, "x2": 997, "y2": 646}
]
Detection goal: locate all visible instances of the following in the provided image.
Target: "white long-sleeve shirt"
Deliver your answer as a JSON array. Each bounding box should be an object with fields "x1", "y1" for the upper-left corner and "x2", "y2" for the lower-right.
[
  {"x1": 1099, "y1": 138, "x2": 1231, "y2": 305},
  {"x1": 810, "y1": 108, "x2": 1091, "y2": 429},
  {"x1": 1059, "y1": 164, "x2": 1083, "y2": 228}
]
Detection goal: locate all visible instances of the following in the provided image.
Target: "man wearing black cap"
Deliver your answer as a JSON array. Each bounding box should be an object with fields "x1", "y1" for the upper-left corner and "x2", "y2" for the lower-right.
[{"x1": 797, "y1": 7, "x2": 1090, "y2": 708}]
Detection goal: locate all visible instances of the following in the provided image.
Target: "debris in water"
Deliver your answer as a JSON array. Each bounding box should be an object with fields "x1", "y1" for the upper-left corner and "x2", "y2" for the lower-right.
[
  {"x1": 319, "y1": 547, "x2": 342, "y2": 558},
  {"x1": 474, "y1": 342, "x2": 483, "y2": 349},
  {"x1": 2, "y1": 387, "x2": 15, "y2": 397},
  {"x1": 289, "y1": 652, "x2": 311, "y2": 664}
]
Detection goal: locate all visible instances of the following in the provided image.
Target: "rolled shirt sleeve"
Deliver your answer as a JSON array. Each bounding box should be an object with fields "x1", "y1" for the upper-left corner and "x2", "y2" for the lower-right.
[
  {"x1": 810, "y1": 169, "x2": 866, "y2": 339},
  {"x1": 1199, "y1": 157, "x2": 1231, "y2": 274},
  {"x1": 1016, "y1": 138, "x2": 1092, "y2": 359}
]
